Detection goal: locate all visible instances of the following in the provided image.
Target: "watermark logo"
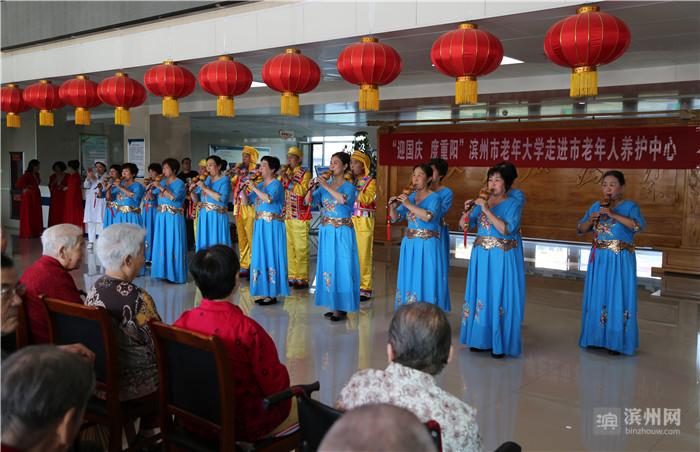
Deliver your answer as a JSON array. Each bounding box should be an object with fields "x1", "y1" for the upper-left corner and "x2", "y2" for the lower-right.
[{"x1": 594, "y1": 408, "x2": 681, "y2": 436}]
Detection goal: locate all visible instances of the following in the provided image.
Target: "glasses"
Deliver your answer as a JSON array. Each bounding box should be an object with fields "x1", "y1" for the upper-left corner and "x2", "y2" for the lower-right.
[{"x1": 1, "y1": 283, "x2": 26, "y2": 298}]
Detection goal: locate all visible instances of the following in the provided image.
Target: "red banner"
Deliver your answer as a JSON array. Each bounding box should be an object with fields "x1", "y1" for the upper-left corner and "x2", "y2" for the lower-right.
[{"x1": 379, "y1": 125, "x2": 700, "y2": 168}]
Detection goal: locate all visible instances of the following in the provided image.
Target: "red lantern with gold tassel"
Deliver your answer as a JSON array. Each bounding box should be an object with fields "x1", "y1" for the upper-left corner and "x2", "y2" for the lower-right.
[
  {"x1": 23, "y1": 80, "x2": 64, "y2": 126},
  {"x1": 97, "y1": 72, "x2": 147, "y2": 126},
  {"x1": 198, "y1": 56, "x2": 253, "y2": 117},
  {"x1": 430, "y1": 23, "x2": 504, "y2": 105},
  {"x1": 59, "y1": 75, "x2": 102, "y2": 126},
  {"x1": 262, "y1": 48, "x2": 320, "y2": 116},
  {"x1": 144, "y1": 60, "x2": 195, "y2": 118},
  {"x1": 1, "y1": 84, "x2": 30, "y2": 128},
  {"x1": 544, "y1": 5, "x2": 631, "y2": 98},
  {"x1": 336, "y1": 37, "x2": 402, "y2": 111}
]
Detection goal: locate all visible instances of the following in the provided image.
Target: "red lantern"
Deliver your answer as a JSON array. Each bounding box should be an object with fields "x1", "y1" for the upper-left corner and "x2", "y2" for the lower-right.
[
  {"x1": 262, "y1": 48, "x2": 320, "y2": 116},
  {"x1": 336, "y1": 37, "x2": 402, "y2": 111},
  {"x1": 198, "y1": 56, "x2": 253, "y2": 117},
  {"x1": 23, "y1": 80, "x2": 64, "y2": 127},
  {"x1": 144, "y1": 60, "x2": 195, "y2": 118},
  {"x1": 97, "y1": 72, "x2": 147, "y2": 126},
  {"x1": 544, "y1": 5, "x2": 631, "y2": 98},
  {"x1": 59, "y1": 75, "x2": 102, "y2": 126},
  {"x1": 431, "y1": 23, "x2": 503, "y2": 105},
  {"x1": 1, "y1": 84, "x2": 30, "y2": 128}
]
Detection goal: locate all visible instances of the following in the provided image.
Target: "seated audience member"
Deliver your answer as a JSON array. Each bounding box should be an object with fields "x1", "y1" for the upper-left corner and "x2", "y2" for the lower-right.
[
  {"x1": 336, "y1": 302, "x2": 483, "y2": 452},
  {"x1": 86, "y1": 223, "x2": 161, "y2": 437},
  {"x1": 319, "y1": 404, "x2": 437, "y2": 452},
  {"x1": 2, "y1": 254, "x2": 95, "y2": 362},
  {"x1": 1, "y1": 345, "x2": 95, "y2": 452},
  {"x1": 20, "y1": 224, "x2": 84, "y2": 344},
  {"x1": 173, "y1": 245, "x2": 292, "y2": 441}
]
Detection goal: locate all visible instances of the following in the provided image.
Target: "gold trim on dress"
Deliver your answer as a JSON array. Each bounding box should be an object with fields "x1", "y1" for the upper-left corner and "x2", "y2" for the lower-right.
[
  {"x1": 157, "y1": 205, "x2": 184, "y2": 215},
  {"x1": 593, "y1": 240, "x2": 635, "y2": 254},
  {"x1": 320, "y1": 216, "x2": 353, "y2": 228},
  {"x1": 256, "y1": 211, "x2": 284, "y2": 222},
  {"x1": 199, "y1": 202, "x2": 227, "y2": 214},
  {"x1": 474, "y1": 235, "x2": 518, "y2": 251},
  {"x1": 116, "y1": 205, "x2": 141, "y2": 214},
  {"x1": 406, "y1": 228, "x2": 440, "y2": 240}
]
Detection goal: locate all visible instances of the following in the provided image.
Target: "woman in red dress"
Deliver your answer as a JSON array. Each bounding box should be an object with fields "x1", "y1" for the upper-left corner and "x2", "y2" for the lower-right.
[
  {"x1": 48, "y1": 161, "x2": 67, "y2": 227},
  {"x1": 63, "y1": 160, "x2": 84, "y2": 229},
  {"x1": 16, "y1": 159, "x2": 43, "y2": 238}
]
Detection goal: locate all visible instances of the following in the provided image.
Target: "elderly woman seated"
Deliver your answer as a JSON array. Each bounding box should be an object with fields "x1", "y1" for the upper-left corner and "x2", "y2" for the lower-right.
[
  {"x1": 20, "y1": 224, "x2": 85, "y2": 344},
  {"x1": 336, "y1": 302, "x2": 483, "y2": 452},
  {"x1": 87, "y1": 223, "x2": 161, "y2": 435}
]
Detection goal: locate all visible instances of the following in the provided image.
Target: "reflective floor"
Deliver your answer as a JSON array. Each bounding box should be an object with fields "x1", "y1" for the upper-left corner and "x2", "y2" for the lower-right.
[{"x1": 7, "y1": 236, "x2": 699, "y2": 451}]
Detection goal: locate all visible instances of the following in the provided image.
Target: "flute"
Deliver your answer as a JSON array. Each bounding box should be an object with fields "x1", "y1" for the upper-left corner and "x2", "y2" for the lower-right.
[
  {"x1": 462, "y1": 187, "x2": 493, "y2": 247},
  {"x1": 386, "y1": 184, "x2": 413, "y2": 241}
]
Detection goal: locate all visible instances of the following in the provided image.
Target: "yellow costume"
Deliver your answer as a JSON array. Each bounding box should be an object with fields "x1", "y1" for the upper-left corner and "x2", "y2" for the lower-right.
[
  {"x1": 351, "y1": 151, "x2": 376, "y2": 299},
  {"x1": 282, "y1": 146, "x2": 312, "y2": 287},
  {"x1": 231, "y1": 146, "x2": 260, "y2": 275}
]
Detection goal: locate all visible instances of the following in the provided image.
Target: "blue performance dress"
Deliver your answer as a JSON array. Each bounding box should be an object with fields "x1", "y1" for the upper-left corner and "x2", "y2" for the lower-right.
[
  {"x1": 142, "y1": 192, "x2": 158, "y2": 261},
  {"x1": 436, "y1": 187, "x2": 453, "y2": 311},
  {"x1": 312, "y1": 180, "x2": 360, "y2": 313},
  {"x1": 195, "y1": 176, "x2": 232, "y2": 251},
  {"x1": 578, "y1": 200, "x2": 645, "y2": 356},
  {"x1": 394, "y1": 192, "x2": 447, "y2": 310},
  {"x1": 102, "y1": 185, "x2": 120, "y2": 229},
  {"x1": 249, "y1": 179, "x2": 290, "y2": 299},
  {"x1": 508, "y1": 188, "x2": 526, "y2": 319},
  {"x1": 150, "y1": 178, "x2": 188, "y2": 284},
  {"x1": 113, "y1": 181, "x2": 145, "y2": 227},
  {"x1": 460, "y1": 197, "x2": 524, "y2": 356}
]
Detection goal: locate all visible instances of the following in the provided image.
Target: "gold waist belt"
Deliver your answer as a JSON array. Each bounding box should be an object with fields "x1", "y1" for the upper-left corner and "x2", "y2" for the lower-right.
[
  {"x1": 107, "y1": 201, "x2": 117, "y2": 208},
  {"x1": 406, "y1": 228, "x2": 440, "y2": 240},
  {"x1": 200, "y1": 202, "x2": 227, "y2": 214},
  {"x1": 157, "y1": 205, "x2": 184, "y2": 215},
  {"x1": 321, "y1": 217, "x2": 353, "y2": 228},
  {"x1": 256, "y1": 211, "x2": 284, "y2": 222},
  {"x1": 474, "y1": 236, "x2": 517, "y2": 251},
  {"x1": 594, "y1": 239, "x2": 635, "y2": 254},
  {"x1": 116, "y1": 205, "x2": 141, "y2": 214}
]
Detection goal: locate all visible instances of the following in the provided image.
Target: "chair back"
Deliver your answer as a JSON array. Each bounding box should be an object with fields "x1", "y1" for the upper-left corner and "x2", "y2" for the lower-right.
[
  {"x1": 43, "y1": 297, "x2": 119, "y2": 390},
  {"x1": 297, "y1": 396, "x2": 343, "y2": 452},
  {"x1": 14, "y1": 297, "x2": 30, "y2": 348},
  {"x1": 149, "y1": 321, "x2": 235, "y2": 447}
]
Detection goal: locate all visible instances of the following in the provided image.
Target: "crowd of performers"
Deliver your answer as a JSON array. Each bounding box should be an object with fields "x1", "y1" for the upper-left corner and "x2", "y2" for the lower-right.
[{"x1": 16, "y1": 147, "x2": 645, "y2": 357}]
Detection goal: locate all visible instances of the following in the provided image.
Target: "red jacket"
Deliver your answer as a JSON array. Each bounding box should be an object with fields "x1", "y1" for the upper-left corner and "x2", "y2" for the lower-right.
[
  {"x1": 19, "y1": 255, "x2": 82, "y2": 344},
  {"x1": 174, "y1": 300, "x2": 291, "y2": 441},
  {"x1": 16, "y1": 171, "x2": 43, "y2": 239}
]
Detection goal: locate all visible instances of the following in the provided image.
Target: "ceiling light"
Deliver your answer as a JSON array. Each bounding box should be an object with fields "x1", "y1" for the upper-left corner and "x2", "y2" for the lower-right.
[
  {"x1": 251, "y1": 81, "x2": 266, "y2": 88},
  {"x1": 500, "y1": 56, "x2": 523, "y2": 65}
]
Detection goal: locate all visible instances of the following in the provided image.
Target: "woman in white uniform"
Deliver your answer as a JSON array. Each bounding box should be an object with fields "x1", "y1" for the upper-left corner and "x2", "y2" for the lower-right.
[{"x1": 83, "y1": 161, "x2": 108, "y2": 249}]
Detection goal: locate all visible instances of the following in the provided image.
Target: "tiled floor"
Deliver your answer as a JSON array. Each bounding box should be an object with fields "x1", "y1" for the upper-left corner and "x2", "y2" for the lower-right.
[{"x1": 7, "y1": 236, "x2": 699, "y2": 451}]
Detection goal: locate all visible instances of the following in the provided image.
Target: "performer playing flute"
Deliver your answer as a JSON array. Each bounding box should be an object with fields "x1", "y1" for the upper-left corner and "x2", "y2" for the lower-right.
[
  {"x1": 459, "y1": 165, "x2": 524, "y2": 358},
  {"x1": 281, "y1": 146, "x2": 312, "y2": 289},
  {"x1": 112, "y1": 163, "x2": 145, "y2": 227},
  {"x1": 305, "y1": 152, "x2": 360, "y2": 322},
  {"x1": 577, "y1": 170, "x2": 645, "y2": 356},
  {"x1": 193, "y1": 155, "x2": 232, "y2": 251},
  {"x1": 101, "y1": 164, "x2": 122, "y2": 230},
  {"x1": 83, "y1": 161, "x2": 108, "y2": 249},
  {"x1": 241, "y1": 156, "x2": 289, "y2": 305},
  {"x1": 429, "y1": 157, "x2": 453, "y2": 311},
  {"x1": 142, "y1": 163, "x2": 162, "y2": 262},
  {"x1": 231, "y1": 146, "x2": 261, "y2": 278},
  {"x1": 350, "y1": 150, "x2": 376, "y2": 301},
  {"x1": 389, "y1": 164, "x2": 447, "y2": 310}
]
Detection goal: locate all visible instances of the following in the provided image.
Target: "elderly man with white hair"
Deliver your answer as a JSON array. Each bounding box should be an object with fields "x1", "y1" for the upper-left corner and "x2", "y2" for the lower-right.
[
  {"x1": 20, "y1": 224, "x2": 85, "y2": 344},
  {"x1": 85, "y1": 223, "x2": 161, "y2": 438}
]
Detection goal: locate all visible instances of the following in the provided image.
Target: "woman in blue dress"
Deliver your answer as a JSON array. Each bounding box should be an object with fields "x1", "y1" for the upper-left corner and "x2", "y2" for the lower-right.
[
  {"x1": 430, "y1": 158, "x2": 453, "y2": 312},
  {"x1": 193, "y1": 155, "x2": 232, "y2": 251},
  {"x1": 101, "y1": 164, "x2": 122, "y2": 229},
  {"x1": 459, "y1": 165, "x2": 524, "y2": 358},
  {"x1": 241, "y1": 156, "x2": 290, "y2": 306},
  {"x1": 150, "y1": 158, "x2": 187, "y2": 284},
  {"x1": 305, "y1": 152, "x2": 360, "y2": 322},
  {"x1": 112, "y1": 163, "x2": 145, "y2": 227},
  {"x1": 141, "y1": 163, "x2": 162, "y2": 262},
  {"x1": 390, "y1": 164, "x2": 446, "y2": 310},
  {"x1": 577, "y1": 170, "x2": 645, "y2": 356}
]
